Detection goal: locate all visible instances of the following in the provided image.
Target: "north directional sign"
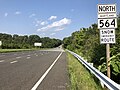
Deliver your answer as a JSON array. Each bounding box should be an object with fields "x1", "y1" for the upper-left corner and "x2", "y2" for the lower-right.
[
  {"x1": 98, "y1": 4, "x2": 117, "y2": 44},
  {"x1": 98, "y1": 4, "x2": 117, "y2": 29},
  {"x1": 98, "y1": 4, "x2": 116, "y2": 14}
]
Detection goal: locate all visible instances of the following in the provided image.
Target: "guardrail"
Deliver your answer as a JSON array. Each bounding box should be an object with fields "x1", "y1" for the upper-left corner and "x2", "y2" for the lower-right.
[{"x1": 67, "y1": 50, "x2": 120, "y2": 90}]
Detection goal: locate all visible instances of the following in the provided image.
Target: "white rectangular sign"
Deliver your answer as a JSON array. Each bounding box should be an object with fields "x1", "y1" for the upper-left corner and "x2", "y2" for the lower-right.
[
  {"x1": 98, "y1": 18, "x2": 117, "y2": 29},
  {"x1": 98, "y1": 4, "x2": 116, "y2": 14},
  {"x1": 0, "y1": 41, "x2": 2, "y2": 46},
  {"x1": 34, "y1": 43, "x2": 42, "y2": 46},
  {"x1": 100, "y1": 29, "x2": 115, "y2": 44},
  {"x1": 98, "y1": 4, "x2": 117, "y2": 30},
  {"x1": 98, "y1": 13, "x2": 117, "y2": 19},
  {"x1": 98, "y1": 4, "x2": 117, "y2": 44}
]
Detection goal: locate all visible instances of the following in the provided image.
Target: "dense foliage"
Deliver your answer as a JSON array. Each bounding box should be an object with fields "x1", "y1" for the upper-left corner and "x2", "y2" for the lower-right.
[
  {"x1": 63, "y1": 15, "x2": 120, "y2": 83},
  {"x1": 0, "y1": 34, "x2": 62, "y2": 49}
]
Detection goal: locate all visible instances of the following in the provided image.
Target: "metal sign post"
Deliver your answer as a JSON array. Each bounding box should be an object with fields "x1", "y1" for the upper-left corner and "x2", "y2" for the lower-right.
[
  {"x1": 106, "y1": 44, "x2": 110, "y2": 78},
  {"x1": 98, "y1": 4, "x2": 117, "y2": 79}
]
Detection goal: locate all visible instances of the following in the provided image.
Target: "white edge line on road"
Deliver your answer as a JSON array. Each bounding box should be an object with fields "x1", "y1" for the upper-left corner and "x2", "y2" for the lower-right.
[
  {"x1": 27, "y1": 57, "x2": 31, "y2": 59},
  {"x1": 10, "y1": 60, "x2": 18, "y2": 64},
  {"x1": 31, "y1": 51, "x2": 63, "y2": 90},
  {"x1": 0, "y1": 60, "x2": 5, "y2": 62},
  {"x1": 16, "y1": 57, "x2": 21, "y2": 59}
]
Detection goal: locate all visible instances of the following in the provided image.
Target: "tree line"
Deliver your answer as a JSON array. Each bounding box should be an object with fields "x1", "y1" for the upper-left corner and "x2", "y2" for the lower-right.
[
  {"x1": 0, "y1": 34, "x2": 62, "y2": 49},
  {"x1": 63, "y1": 14, "x2": 120, "y2": 83}
]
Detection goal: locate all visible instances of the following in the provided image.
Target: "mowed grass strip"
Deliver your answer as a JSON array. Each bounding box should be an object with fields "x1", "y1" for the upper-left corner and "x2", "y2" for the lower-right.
[
  {"x1": 67, "y1": 52, "x2": 103, "y2": 90},
  {"x1": 0, "y1": 49, "x2": 32, "y2": 53}
]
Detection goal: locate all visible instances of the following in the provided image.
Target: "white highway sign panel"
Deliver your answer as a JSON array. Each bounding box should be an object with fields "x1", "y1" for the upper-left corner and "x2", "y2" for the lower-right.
[
  {"x1": 98, "y1": 4, "x2": 117, "y2": 44},
  {"x1": 98, "y1": 18, "x2": 117, "y2": 29},
  {"x1": 0, "y1": 41, "x2": 2, "y2": 46},
  {"x1": 98, "y1": 4, "x2": 116, "y2": 13},
  {"x1": 98, "y1": 4, "x2": 117, "y2": 30},
  {"x1": 34, "y1": 43, "x2": 42, "y2": 46},
  {"x1": 98, "y1": 13, "x2": 117, "y2": 19},
  {"x1": 100, "y1": 29, "x2": 115, "y2": 44}
]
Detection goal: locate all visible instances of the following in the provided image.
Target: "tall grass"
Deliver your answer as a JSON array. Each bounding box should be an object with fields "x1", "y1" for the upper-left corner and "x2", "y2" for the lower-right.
[{"x1": 67, "y1": 52, "x2": 103, "y2": 90}]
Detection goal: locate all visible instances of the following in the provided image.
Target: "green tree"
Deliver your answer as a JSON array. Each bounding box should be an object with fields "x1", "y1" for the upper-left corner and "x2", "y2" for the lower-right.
[
  {"x1": 28, "y1": 35, "x2": 41, "y2": 46},
  {"x1": 63, "y1": 16, "x2": 120, "y2": 83}
]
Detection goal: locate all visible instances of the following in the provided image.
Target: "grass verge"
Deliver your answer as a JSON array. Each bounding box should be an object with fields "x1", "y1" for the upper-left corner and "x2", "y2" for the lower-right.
[
  {"x1": 67, "y1": 52, "x2": 103, "y2": 90},
  {"x1": 0, "y1": 49, "x2": 33, "y2": 53}
]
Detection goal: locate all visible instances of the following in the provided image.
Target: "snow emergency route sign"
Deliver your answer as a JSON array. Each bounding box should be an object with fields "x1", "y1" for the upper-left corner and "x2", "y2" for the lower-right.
[
  {"x1": 100, "y1": 29, "x2": 115, "y2": 44},
  {"x1": 98, "y1": 4, "x2": 117, "y2": 44}
]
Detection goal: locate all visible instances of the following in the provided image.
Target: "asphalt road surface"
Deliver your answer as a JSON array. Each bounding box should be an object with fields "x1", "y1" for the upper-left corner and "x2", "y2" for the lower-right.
[{"x1": 0, "y1": 49, "x2": 69, "y2": 90}]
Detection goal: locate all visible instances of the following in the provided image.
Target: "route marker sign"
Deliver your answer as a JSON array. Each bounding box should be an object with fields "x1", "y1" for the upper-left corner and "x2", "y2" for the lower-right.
[
  {"x1": 100, "y1": 29, "x2": 115, "y2": 44},
  {"x1": 98, "y1": 4, "x2": 117, "y2": 29},
  {"x1": 97, "y1": 4, "x2": 117, "y2": 79},
  {"x1": 98, "y1": 18, "x2": 117, "y2": 29},
  {"x1": 98, "y1": 4, "x2": 117, "y2": 44}
]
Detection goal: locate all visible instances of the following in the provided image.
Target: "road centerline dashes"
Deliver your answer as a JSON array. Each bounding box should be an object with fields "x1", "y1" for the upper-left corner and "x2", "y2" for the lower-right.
[
  {"x1": 0, "y1": 60, "x2": 5, "y2": 63},
  {"x1": 16, "y1": 57, "x2": 21, "y2": 59},
  {"x1": 27, "y1": 57, "x2": 31, "y2": 59},
  {"x1": 10, "y1": 60, "x2": 18, "y2": 64}
]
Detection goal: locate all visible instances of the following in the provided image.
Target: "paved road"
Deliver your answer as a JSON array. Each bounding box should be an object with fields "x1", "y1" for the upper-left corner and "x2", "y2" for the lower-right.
[{"x1": 0, "y1": 49, "x2": 69, "y2": 90}]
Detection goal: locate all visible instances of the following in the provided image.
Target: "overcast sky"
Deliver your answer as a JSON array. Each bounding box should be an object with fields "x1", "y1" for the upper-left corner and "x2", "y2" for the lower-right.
[{"x1": 0, "y1": 0, "x2": 119, "y2": 39}]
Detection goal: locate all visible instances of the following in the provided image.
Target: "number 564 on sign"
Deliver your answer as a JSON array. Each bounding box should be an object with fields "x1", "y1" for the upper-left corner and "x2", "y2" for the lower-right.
[{"x1": 98, "y1": 18, "x2": 117, "y2": 29}]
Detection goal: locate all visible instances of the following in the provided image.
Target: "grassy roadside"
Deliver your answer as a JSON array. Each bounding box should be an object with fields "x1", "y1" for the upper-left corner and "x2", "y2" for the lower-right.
[
  {"x1": 67, "y1": 52, "x2": 103, "y2": 90},
  {"x1": 0, "y1": 48, "x2": 52, "y2": 53},
  {"x1": 0, "y1": 49, "x2": 34, "y2": 53}
]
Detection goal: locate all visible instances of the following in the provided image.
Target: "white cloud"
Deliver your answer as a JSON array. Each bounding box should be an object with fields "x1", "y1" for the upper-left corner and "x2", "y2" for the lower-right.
[
  {"x1": 4, "y1": 13, "x2": 8, "y2": 17},
  {"x1": 33, "y1": 19, "x2": 48, "y2": 27},
  {"x1": 40, "y1": 21, "x2": 48, "y2": 26},
  {"x1": 50, "y1": 33, "x2": 56, "y2": 36},
  {"x1": 35, "y1": 24, "x2": 39, "y2": 27},
  {"x1": 54, "y1": 27, "x2": 64, "y2": 31},
  {"x1": 29, "y1": 13, "x2": 36, "y2": 18},
  {"x1": 37, "y1": 18, "x2": 71, "y2": 32},
  {"x1": 39, "y1": 33, "x2": 46, "y2": 37},
  {"x1": 33, "y1": 19, "x2": 41, "y2": 27},
  {"x1": 51, "y1": 18, "x2": 71, "y2": 27},
  {"x1": 49, "y1": 16, "x2": 57, "y2": 20},
  {"x1": 36, "y1": 20, "x2": 41, "y2": 24},
  {"x1": 37, "y1": 28, "x2": 41, "y2": 31},
  {"x1": 15, "y1": 11, "x2": 21, "y2": 15}
]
